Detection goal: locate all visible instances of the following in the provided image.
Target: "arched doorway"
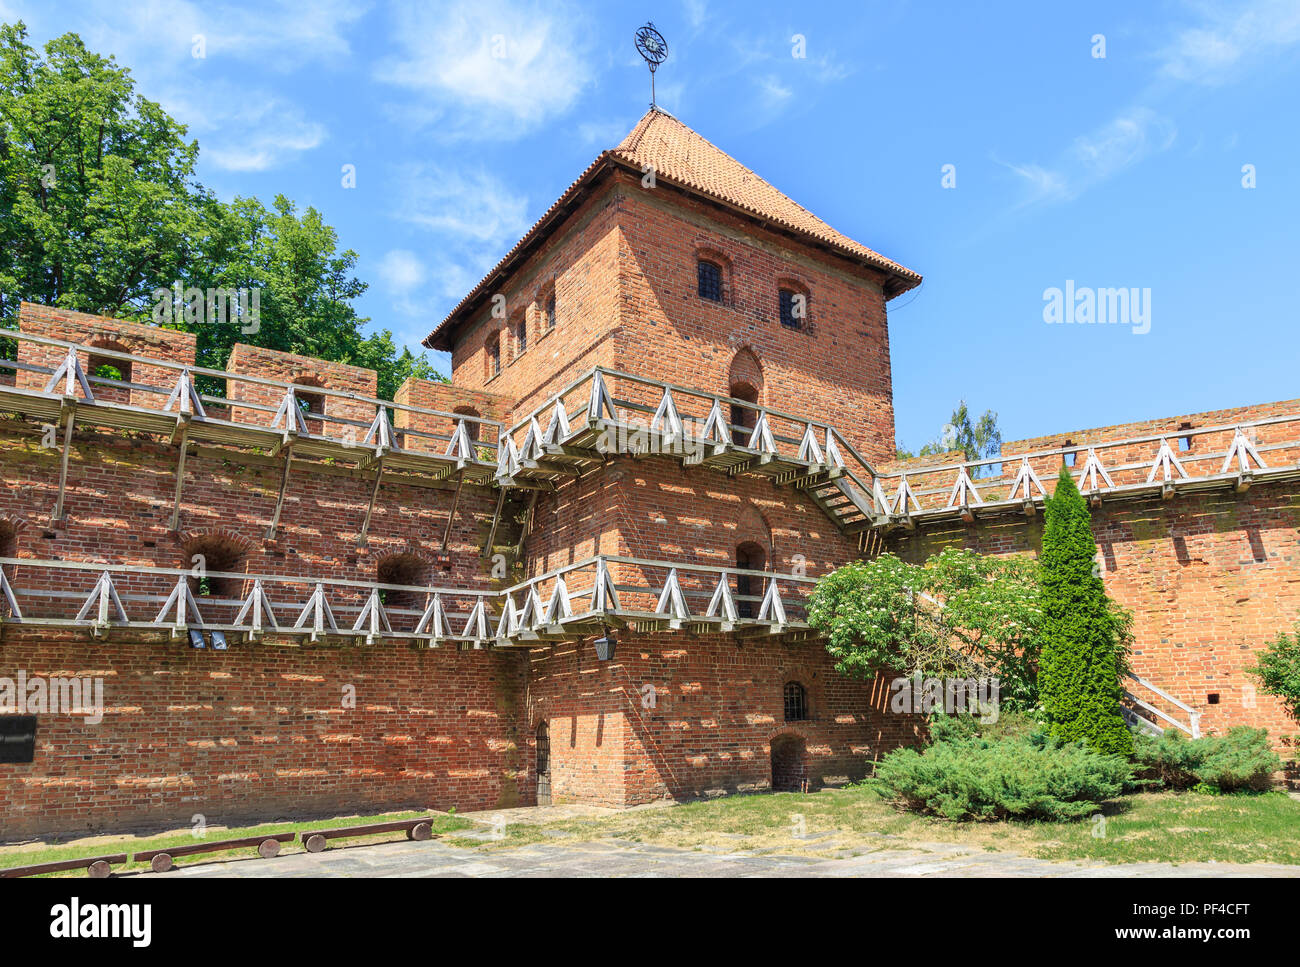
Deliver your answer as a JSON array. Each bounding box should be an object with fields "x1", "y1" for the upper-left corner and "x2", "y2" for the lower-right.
[
  {"x1": 727, "y1": 347, "x2": 763, "y2": 438},
  {"x1": 536, "y1": 721, "x2": 551, "y2": 806},
  {"x1": 770, "y1": 733, "x2": 807, "y2": 792}
]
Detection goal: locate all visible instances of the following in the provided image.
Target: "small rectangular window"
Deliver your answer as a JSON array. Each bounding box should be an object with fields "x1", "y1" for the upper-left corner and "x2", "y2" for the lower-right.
[
  {"x1": 516, "y1": 319, "x2": 527, "y2": 356},
  {"x1": 487, "y1": 337, "x2": 501, "y2": 378},
  {"x1": 545, "y1": 294, "x2": 556, "y2": 330},
  {"x1": 0, "y1": 715, "x2": 37, "y2": 763},
  {"x1": 698, "y1": 261, "x2": 722, "y2": 302},
  {"x1": 783, "y1": 682, "x2": 808, "y2": 722}
]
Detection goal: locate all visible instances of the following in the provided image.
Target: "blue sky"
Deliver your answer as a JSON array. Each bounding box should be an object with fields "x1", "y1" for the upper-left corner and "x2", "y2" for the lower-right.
[{"x1": 4, "y1": 0, "x2": 1298, "y2": 450}]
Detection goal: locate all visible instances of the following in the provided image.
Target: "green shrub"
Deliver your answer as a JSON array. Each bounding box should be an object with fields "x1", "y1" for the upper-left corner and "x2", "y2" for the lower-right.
[
  {"x1": 1132, "y1": 728, "x2": 1281, "y2": 792},
  {"x1": 873, "y1": 724, "x2": 1132, "y2": 821},
  {"x1": 926, "y1": 709, "x2": 1040, "y2": 744}
]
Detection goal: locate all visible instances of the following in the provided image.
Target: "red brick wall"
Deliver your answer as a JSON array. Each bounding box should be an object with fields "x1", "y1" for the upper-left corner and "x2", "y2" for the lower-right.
[
  {"x1": 226, "y1": 343, "x2": 378, "y2": 430},
  {"x1": 17, "y1": 302, "x2": 196, "y2": 408},
  {"x1": 449, "y1": 183, "x2": 623, "y2": 421},
  {"x1": 0, "y1": 407, "x2": 529, "y2": 837},
  {"x1": 0, "y1": 634, "x2": 528, "y2": 840},
  {"x1": 393, "y1": 377, "x2": 512, "y2": 453},
  {"x1": 888, "y1": 482, "x2": 1300, "y2": 751},
  {"x1": 525, "y1": 631, "x2": 917, "y2": 806},
  {"x1": 611, "y1": 174, "x2": 896, "y2": 463}
]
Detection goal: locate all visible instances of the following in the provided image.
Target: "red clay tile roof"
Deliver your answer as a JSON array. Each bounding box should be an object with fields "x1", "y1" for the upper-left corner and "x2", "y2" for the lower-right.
[
  {"x1": 614, "y1": 109, "x2": 919, "y2": 282},
  {"x1": 424, "y1": 108, "x2": 920, "y2": 351}
]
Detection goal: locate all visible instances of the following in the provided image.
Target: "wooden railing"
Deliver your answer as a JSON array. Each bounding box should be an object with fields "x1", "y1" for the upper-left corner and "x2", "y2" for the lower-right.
[
  {"x1": 0, "y1": 553, "x2": 819, "y2": 647},
  {"x1": 869, "y1": 411, "x2": 1300, "y2": 529}
]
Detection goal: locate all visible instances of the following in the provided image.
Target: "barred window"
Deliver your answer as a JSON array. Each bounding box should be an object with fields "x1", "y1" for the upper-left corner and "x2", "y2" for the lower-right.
[
  {"x1": 545, "y1": 293, "x2": 556, "y2": 330},
  {"x1": 779, "y1": 288, "x2": 805, "y2": 330},
  {"x1": 784, "y1": 681, "x2": 808, "y2": 722},
  {"x1": 487, "y1": 335, "x2": 502, "y2": 378},
  {"x1": 698, "y1": 260, "x2": 723, "y2": 302},
  {"x1": 515, "y1": 317, "x2": 528, "y2": 356}
]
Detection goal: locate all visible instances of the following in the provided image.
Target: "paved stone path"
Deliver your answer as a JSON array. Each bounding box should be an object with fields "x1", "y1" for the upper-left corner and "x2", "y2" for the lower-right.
[{"x1": 161, "y1": 837, "x2": 1300, "y2": 878}]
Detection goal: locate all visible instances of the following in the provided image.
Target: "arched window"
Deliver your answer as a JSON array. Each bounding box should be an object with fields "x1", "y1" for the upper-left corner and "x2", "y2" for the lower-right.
[
  {"x1": 727, "y1": 347, "x2": 763, "y2": 436},
  {"x1": 183, "y1": 534, "x2": 248, "y2": 610},
  {"x1": 697, "y1": 260, "x2": 723, "y2": 303},
  {"x1": 778, "y1": 287, "x2": 807, "y2": 330},
  {"x1": 293, "y1": 379, "x2": 325, "y2": 436},
  {"x1": 514, "y1": 312, "x2": 528, "y2": 358},
  {"x1": 783, "y1": 681, "x2": 808, "y2": 722},
  {"x1": 454, "y1": 406, "x2": 482, "y2": 443},
  {"x1": 87, "y1": 341, "x2": 132, "y2": 405},
  {"x1": 735, "y1": 541, "x2": 766, "y2": 619},
  {"x1": 729, "y1": 382, "x2": 759, "y2": 435},
  {"x1": 377, "y1": 553, "x2": 427, "y2": 621},
  {"x1": 486, "y1": 331, "x2": 502, "y2": 380}
]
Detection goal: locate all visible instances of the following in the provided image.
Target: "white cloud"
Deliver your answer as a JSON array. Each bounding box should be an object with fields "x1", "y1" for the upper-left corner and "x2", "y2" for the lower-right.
[
  {"x1": 377, "y1": 249, "x2": 427, "y2": 293},
  {"x1": 161, "y1": 85, "x2": 326, "y2": 172},
  {"x1": 376, "y1": 0, "x2": 594, "y2": 140},
  {"x1": 682, "y1": 0, "x2": 708, "y2": 31},
  {"x1": 388, "y1": 164, "x2": 531, "y2": 304},
  {"x1": 374, "y1": 249, "x2": 431, "y2": 318},
  {"x1": 1158, "y1": 0, "x2": 1300, "y2": 85},
  {"x1": 995, "y1": 1, "x2": 1297, "y2": 211},
  {"x1": 76, "y1": 0, "x2": 369, "y2": 73},
  {"x1": 997, "y1": 160, "x2": 1071, "y2": 205},
  {"x1": 1068, "y1": 108, "x2": 1178, "y2": 180},
  {"x1": 394, "y1": 165, "x2": 530, "y2": 245},
  {"x1": 757, "y1": 74, "x2": 793, "y2": 107},
  {"x1": 1002, "y1": 108, "x2": 1176, "y2": 207}
]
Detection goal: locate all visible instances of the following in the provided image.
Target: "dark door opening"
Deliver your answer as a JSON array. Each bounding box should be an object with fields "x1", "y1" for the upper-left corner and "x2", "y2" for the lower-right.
[
  {"x1": 770, "y1": 733, "x2": 807, "y2": 792},
  {"x1": 729, "y1": 381, "x2": 758, "y2": 438},
  {"x1": 536, "y1": 721, "x2": 551, "y2": 806},
  {"x1": 736, "y1": 541, "x2": 766, "y2": 619}
]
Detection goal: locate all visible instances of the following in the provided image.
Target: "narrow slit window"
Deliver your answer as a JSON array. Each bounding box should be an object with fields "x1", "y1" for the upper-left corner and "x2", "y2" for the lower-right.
[{"x1": 779, "y1": 289, "x2": 805, "y2": 330}]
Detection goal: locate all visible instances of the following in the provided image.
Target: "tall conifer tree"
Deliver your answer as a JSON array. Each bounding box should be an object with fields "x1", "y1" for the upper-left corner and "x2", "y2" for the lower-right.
[{"x1": 1039, "y1": 467, "x2": 1133, "y2": 755}]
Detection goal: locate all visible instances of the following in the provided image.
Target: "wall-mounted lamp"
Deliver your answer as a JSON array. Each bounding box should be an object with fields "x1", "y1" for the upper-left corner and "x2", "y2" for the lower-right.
[{"x1": 594, "y1": 626, "x2": 617, "y2": 661}]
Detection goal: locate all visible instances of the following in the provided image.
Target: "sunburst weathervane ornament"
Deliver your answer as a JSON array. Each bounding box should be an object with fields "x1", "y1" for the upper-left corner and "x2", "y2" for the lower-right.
[{"x1": 635, "y1": 22, "x2": 669, "y2": 109}]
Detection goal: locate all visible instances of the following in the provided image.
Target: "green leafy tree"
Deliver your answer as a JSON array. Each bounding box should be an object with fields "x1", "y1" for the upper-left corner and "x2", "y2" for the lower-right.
[
  {"x1": 0, "y1": 23, "x2": 203, "y2": 324},
  {"x1": 896, "y1": 400, "x2": 1002, "y2": 473},
  {"x1": 1038, "y1": 467, "x2": 1133, "y2": 755},
  {"x1": 807, "y1": 547, "x2": 1047, "y2": 710},
  {"x1": 178, "y1": 194, "x2": 441, "y2": 400},
  {"x1": 0, "y1": 22, "x2": 443, "y2": 400},
  {"x1": 1248, "y1": 626, "x2": 1300, "y2": 719}
]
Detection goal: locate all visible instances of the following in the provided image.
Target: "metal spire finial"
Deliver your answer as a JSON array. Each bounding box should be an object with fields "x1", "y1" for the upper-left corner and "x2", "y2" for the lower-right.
[{"x1": 635, "y1": 22, "x2": 669, "y2": 108}]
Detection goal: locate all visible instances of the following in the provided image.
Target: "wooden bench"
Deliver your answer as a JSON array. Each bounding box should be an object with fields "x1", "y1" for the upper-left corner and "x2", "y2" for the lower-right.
[
  {"x1": 301, "y1": 818, "x2": 434, "y2": 853},
  {"x1": 0, "y1": 853, "x2": 128, "y2": 878},
  {"x1": 134, "y1": 832, "x2": 297, "y2": 873}
]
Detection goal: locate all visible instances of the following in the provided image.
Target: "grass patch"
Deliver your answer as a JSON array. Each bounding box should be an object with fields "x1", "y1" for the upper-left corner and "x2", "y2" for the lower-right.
[
  {"x1": 0, "y1": 810, "x2": 473, "y2": 876},
  {"x1": 450, "y1": 786, "x2": 1300, "y2": 867}
]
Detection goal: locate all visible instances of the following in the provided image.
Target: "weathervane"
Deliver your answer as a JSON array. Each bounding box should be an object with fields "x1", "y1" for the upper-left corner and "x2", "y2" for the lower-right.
[{"x1": 635, "y1": 22, "x2": 669, "y2": 108}]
